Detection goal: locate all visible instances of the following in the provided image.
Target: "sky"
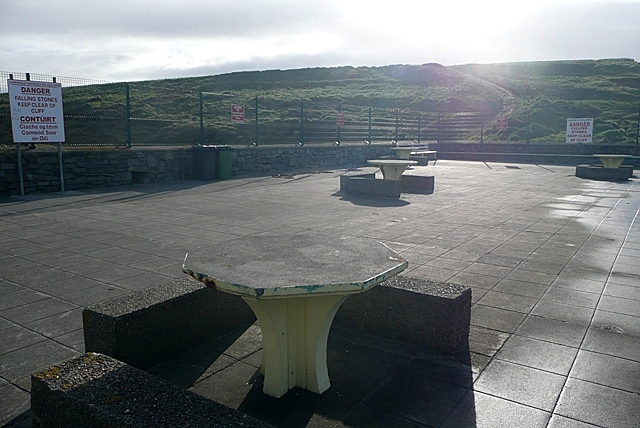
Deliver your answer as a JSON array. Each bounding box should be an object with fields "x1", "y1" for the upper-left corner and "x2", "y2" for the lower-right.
[{"x1": 2, "y1": 0, "x2": 639, "y2": 82}]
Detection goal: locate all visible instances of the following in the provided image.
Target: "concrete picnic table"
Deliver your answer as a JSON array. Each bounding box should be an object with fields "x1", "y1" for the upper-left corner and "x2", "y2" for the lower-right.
[
  {"x1": 593, "y1": 154, "x2": 632, "y2": 169},
  {"x1": 391, "y1": 146, "x2": 414, "y2": 160},
  {"x1": 182, "y1": 234, "x2": 408, "y2": 398},
  {"x1": 367, "y1": 159, "x2": 417, "y2": 180}
]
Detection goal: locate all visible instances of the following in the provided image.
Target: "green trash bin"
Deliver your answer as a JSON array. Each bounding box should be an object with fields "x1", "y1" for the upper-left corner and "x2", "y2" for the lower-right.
[
  {"x1": 192, "y1": 145, "x2": 217, "y2": 180},
  {"x1": 216, "y1": 145, "x2": 234, "y2": 180}
]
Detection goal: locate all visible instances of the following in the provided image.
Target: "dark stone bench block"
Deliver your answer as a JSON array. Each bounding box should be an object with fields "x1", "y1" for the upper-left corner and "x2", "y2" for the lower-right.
[
  {"x1": 334, "y1": 276, "x2": 471, "y2": 354},
  {"x1": 400, "y1": 174, "x2": 434, "y2": 194},
  {"x1": 411, "y1": 157, "x2": 430, "y2": 166},
  {"x1": 575, "y1": 165, "x2": 630, "y2": 181},
  {"x1": 31, "y1": 352, "x2": 274, "y2": 428},
  {"x1": 409, "y1": 151, "x2": 437, "y2": 166},
  {"x1": 83, "y1": 278, "x2": 256, "y2": 370},
  {"x1": 339, "y1": 170, "x2": 401, "y2": 199}
]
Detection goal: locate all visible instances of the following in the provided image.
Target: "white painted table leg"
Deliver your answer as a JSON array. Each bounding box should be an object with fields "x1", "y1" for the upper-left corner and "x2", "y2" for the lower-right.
[
  {"x1": 242, "y1": 294, "x2": 348, "y2": 398},
  {"x1": 381, "y1": 165, "x2": 407, "y2": 180},
  {"x1": 600, "y1": 157, "x2": 624, "y2": 168}
]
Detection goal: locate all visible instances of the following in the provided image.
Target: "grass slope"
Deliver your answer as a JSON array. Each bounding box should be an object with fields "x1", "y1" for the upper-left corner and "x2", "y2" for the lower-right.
[
  {"x1": 455, "y1": 58, "x2": 640, "y2": 142},
  {"x1": 1, "y1": 59, "x2": 638, "y2": 145}
]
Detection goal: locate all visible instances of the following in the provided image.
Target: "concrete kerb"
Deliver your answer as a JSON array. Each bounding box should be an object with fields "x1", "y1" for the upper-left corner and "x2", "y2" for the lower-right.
[{"x1": 31, "y1": 352, "x2": 275, "y2": 428}]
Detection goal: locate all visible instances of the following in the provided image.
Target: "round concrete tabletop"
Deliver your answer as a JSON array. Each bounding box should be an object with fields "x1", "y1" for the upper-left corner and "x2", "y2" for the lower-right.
[
  {"x1": 182, "y1": 234, "x2": 408, "y2": 298},
  {"x1": 367, "y1": 159, "x2": 418, "y2": 166}
]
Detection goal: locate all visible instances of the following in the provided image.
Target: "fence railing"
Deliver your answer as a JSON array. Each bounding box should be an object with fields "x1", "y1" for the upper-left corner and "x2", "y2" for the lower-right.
[
  {"x1": 2, "y1": 71, "x2": 638, "y2": 147},
  {"x1": 0, "y1": 71, "x2": 112, "y2": 94},
  {"x1": 0, "y1": 71, "x2": 486, "y2": 147}
]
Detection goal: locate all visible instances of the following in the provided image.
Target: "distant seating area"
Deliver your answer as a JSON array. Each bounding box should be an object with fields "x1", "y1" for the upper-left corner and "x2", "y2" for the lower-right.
[
  {"x1": 409, "y1": 145, "x2": 437, "y2": 166},
  {"x1": 392, "y1": 143, "x2": 437, "y2": 165}
]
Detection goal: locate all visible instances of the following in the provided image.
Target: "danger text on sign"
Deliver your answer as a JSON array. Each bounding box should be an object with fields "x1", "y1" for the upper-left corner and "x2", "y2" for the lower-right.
[{"x1": 8, "y1": 80, "x2": 65, "y2": 143}]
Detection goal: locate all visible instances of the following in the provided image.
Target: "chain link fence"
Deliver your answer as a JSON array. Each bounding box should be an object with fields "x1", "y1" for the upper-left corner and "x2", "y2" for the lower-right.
[{"x1": 0, "y1": 70, "x2": 487, "y2": 148}]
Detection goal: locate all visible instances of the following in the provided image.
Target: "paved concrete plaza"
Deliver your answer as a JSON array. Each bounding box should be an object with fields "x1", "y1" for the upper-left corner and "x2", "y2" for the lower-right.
[{"x1": 1, "y1": 160, "x2": 639, "y2": 427}]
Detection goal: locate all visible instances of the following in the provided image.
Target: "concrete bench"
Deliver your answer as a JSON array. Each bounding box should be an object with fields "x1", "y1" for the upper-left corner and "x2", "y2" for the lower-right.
[
  {"x1": 84, "y1": 273, "x2": 469, "y2": 368},
  {"x1": 31, "y1": 352, "x2": 275, "y2": 428},
  {"x1": 400, "y1": 173, "x2": 434, "y2": 194},
  {"x1": 339, "y1": 168, "x2": 434, "y2": 198},
  {"x1": 575, "y1": 164, "x2": 631, "y2": 181},
  {"x1": 410, "y1": 150, "x2": 437, "y2": 166},
  {"x1": 83, "y1": 277, "x2": 256, "y2": 369},
  {"x1": 339, "y1": 168, "x2": 402, "y2": 198},
  {"x1": 334, "y1": 275, "x2": 470, "y2": 354},
  {"x1": 35, "y1": 276, "x2": 470, "y2": 426}
]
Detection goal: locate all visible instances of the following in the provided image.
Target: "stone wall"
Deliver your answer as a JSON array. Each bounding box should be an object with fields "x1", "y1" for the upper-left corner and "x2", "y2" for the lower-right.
[
  {"x1": 432, "y1": 142, "x2": 640, "y2": 166},
  {"x1": 230, "y1": 144, "x2": 391, "y2": 176},
  {"x1": 0, "y1": 148, "x2": 192, "y2": 195},
  {"x1": 4, "y1": 142, "x2": 636, "y2": 195},
  {"x1": 0, "y1": 144, "x2": 392, "y2": 195}
]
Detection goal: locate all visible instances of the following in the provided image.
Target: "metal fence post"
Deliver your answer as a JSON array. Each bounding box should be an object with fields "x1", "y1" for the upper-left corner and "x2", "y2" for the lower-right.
[
  {"x1": 368, "y1": 107, "x2": 372, "y2": 142},
  {"x1": 480, "y1": 111, "x2": 484, "y2": 143},
  {"x1": 125, "y1": 83, "x2": 132, "y2": 147},
  {"x1": 299, "y1": 100, "x2": 305, "y2": 145},
  {"x1": 437, "y1": 113, "x2": 441, "y2": 144},
  {"x1": 255, "y1": 96, "x2": 259, "y2": 146},
  {"x1": 336, "y1": 103, "x2": 341, "y2": 144},
  {"x1": 636, "y1": 107, "x2": 640, "y2": 144},
  {"x1": 58, "y1": 142, "x2": 65, "y2": 193},
  {"x1": 395, "y1": 109, "x2": 399, "y2": 141},
  {"x1": 199, "y1": 91, "x2": 204, "y2": 144},
  {"x1": 417, "y1": 112, "x2": 421, "y2": 144},
  {"x1": 16, "y1": 143, "x2": 25, "y2": 196}
]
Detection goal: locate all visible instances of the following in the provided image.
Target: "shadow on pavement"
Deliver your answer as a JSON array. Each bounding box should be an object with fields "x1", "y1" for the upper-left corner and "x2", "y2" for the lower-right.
[{"x1": 150, "y1": 324, "x2": 476, "y2": 428}]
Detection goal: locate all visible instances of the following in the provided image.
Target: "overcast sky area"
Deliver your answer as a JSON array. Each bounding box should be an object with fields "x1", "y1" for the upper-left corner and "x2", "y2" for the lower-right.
[{"x1": 2, "y1": 0, "x2": 639, "y2": 82}]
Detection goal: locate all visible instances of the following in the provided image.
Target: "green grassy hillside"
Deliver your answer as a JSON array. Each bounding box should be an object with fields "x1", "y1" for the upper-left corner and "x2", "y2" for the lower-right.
[
  {"x1": 455, "y1": 59, "x2": 640, "y2": 143},
  {"x1": 1, "y1": 59, "x2": 639, "y2": 146}
]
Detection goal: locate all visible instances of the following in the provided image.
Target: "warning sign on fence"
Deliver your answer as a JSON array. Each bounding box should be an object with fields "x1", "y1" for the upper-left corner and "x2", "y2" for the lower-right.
[
  {"x1": 232, "y1": 104, "x2": 245, "y2": 124},
  {"x1": 336, "y1": 112, "x2": 345, "y2": 127},
  {"x1": 8, "y1": 80, "x2": 65, "y2": 143},
  {"x1": 566, "y1": 118, "x2": 593, "y2": 143}
]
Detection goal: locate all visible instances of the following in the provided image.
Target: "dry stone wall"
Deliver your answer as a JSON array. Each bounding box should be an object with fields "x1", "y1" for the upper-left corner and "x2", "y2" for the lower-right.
[
  {"x1": 0, "y1": 144, "x2": 392, "y2": 195},
  {"x1": 6, "y1": 142, "x2": 634, "y2": 196}
]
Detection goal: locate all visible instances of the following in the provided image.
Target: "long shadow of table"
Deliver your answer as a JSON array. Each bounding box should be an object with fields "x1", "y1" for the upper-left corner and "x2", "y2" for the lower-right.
[{"x1": 150, "y1": 325, "x2": 476, "y2": 428}]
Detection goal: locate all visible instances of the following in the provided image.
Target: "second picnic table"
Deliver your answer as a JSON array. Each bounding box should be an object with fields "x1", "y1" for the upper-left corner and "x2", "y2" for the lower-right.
[
  {"x1": 367, "y1": 159, "x2": 417, "y2": 180},
  {"x1": 182, "y1": 234, "x2": 408, "y2": 398},
  {"x1": 593, "y1": 154, "x2": 632, "y2": 169}
]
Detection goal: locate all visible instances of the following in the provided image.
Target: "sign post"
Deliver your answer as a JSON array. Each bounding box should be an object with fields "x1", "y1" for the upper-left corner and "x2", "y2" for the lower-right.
[
  {"x1": 566, "y1": 118, "x2": 593, "y2": 143},
  {"x1": 8, "y1": 79, "x2": 66, "y2": 194}
]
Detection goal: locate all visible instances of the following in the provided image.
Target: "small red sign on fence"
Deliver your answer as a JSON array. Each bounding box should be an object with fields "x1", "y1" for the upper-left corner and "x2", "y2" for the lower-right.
[
  {"x1": 336, "y1": 112, "x2": 345, "y2": 127},
  {"x1": 496, "y1": 117, "x2": 508, "y2": 129},
  {"x1": 232, "y1": 104, "x2": 245, "y2": 124}
]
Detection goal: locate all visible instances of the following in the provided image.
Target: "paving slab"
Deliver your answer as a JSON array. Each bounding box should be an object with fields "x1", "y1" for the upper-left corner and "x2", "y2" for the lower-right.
[{"x1": 1, "y1": 160, "x2": 639, "y2": 427}]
